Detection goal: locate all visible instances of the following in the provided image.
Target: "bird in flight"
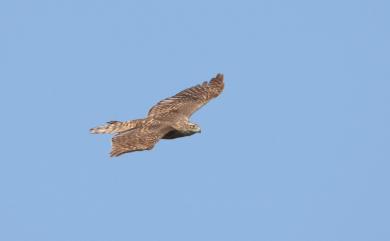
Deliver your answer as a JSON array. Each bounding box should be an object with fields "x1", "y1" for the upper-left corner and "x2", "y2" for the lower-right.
[{"x1": 90, "y1": 73, "x2": 224, "y2": 157}]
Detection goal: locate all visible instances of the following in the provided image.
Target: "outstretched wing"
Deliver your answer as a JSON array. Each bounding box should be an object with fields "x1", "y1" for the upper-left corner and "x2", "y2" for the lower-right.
[
  {"x1": 148, "y1": 73, "x2": 224, "y2": 118},
  {"x1": 110, "y1": 120, "x2": 172, "y2": 157}
]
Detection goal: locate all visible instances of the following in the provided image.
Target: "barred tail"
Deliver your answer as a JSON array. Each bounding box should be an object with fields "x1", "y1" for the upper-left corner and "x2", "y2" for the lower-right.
[{"x1": 90, "y1": 119, "x2": 144, "y2": 134}]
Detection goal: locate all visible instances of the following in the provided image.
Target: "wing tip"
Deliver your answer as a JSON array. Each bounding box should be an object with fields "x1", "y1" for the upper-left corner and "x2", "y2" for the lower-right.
[
  {"x1": 110, "y1": 151, "x2": 121, "y2": 157},
  {"x1": 110, "y1": 146, "x2": 128, "y2": 157},
  {"x1": 211, "y1": 73, "x2": 224, "y2": 84},
  {"x1": 215, "y1": 73, "x2": 224, "y2": 80},
  {"x1": 209, "y1": 73, "x2": 224, "y2": 94}
]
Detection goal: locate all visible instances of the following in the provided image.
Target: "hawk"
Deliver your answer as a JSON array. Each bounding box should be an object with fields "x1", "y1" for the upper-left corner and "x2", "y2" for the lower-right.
[{"x1": 90, "y1": 73, "x2": 224, "y2": 157}]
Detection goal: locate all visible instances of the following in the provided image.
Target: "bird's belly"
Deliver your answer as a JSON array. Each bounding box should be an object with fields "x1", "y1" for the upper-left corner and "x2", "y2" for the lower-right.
[{"x1": 162, "y1": 130, "x2": 193, "y2": 139}]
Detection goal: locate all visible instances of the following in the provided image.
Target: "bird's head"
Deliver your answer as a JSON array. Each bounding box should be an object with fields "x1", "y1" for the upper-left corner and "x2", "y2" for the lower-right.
[{"x1": 187, "y1": 123, "x2": 201, "y2": 134}]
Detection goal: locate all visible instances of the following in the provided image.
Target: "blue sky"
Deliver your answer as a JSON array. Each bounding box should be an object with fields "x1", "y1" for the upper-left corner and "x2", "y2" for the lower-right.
[{"x1": 1, "y1": 0, "x2": 389, "y2": 240}]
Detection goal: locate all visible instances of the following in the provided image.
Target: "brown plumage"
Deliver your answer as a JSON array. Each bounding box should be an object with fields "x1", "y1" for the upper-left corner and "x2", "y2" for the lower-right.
[{"x1": 90, "y1": 73, "x2": 224, "y2": 157}]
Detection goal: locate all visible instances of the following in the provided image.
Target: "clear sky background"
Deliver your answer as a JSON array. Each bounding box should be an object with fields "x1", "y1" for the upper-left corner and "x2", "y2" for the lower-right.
[{"x1": 1, "y1": 0, "x2": 389, "y2": 241}]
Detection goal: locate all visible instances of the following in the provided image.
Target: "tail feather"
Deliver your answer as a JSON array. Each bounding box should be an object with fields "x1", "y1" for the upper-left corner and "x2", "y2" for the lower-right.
[{"x1": 90, "y1": 119, "x2": 144, "y2": 134}]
